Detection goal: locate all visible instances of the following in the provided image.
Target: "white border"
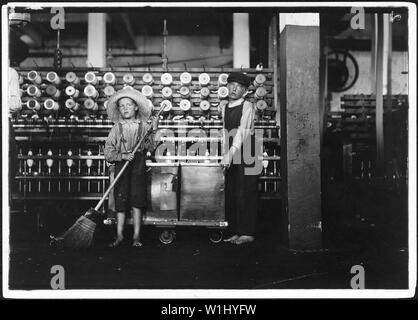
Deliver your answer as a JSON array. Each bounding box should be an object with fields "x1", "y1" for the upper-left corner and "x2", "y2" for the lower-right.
[{"x1": 2, "y1": 1, "x2": 417, "y2": 299}]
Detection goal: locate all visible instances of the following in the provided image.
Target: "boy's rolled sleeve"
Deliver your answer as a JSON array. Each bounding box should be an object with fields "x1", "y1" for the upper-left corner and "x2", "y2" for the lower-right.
[
  {"x1": 104, "y1": 126, "x2": 122, "y2": 162},
  {"x1": 231, "y1": 101, "x2": 255, "y2": 155}
]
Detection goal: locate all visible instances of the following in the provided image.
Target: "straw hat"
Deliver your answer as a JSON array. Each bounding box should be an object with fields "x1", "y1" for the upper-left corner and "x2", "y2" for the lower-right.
[{"x1": 106, "y1": 87, "x2": 152, "y2": 123}]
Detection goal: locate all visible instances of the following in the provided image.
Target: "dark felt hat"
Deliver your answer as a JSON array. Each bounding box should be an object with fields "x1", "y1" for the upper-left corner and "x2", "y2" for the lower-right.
[{"x1": 227, "y1": 72, "x2": 251, "y2": 88}]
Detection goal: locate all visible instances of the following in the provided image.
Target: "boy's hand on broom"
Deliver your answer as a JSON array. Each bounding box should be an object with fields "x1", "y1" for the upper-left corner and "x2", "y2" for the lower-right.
[{"x1": 122, "y1": 152, "x2": 135, "y2": 162}]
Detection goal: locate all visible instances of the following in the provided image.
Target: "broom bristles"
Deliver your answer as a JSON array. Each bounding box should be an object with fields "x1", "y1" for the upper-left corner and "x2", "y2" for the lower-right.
[{"x1": 51, "y1": 214, "x2": 97, "y2": 249}]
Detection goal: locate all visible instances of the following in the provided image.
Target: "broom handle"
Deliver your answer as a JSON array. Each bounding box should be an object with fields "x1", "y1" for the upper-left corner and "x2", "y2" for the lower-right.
[{"x1": 94, "y1": 107, "x2": 165, "y2": 211}]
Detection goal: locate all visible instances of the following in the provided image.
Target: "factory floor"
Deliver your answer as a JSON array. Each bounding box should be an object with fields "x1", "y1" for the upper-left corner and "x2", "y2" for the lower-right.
[{"x1": 7, "y1": 180, "x2": 409, "y2": 291}]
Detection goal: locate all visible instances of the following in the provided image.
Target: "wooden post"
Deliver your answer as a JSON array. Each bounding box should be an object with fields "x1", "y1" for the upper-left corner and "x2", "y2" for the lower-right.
[
  {"x1": 280, "y1": 18, "x2": 322, "y2": 250},
  {"x1": 319, "y1": 16, "x2": 328, "y2": 148},
  {"x1": 87, "y1": 13, "x2": 107, "y2": 67},
  {"x1": 271, "y1": 14, "x2": 279, "y2": 122},
  {"x1": 370, "y1": 14, "x2": 377, "y2": 95},
  {"x1": 233, "y1": 13, "x2": 250, "y2": 68},
  {"x1": 375, "y1": 14, "x2": 385, "y2": 176},
  {"x1": 384, "y1": 13, "x2": 393, "y2": 166}
]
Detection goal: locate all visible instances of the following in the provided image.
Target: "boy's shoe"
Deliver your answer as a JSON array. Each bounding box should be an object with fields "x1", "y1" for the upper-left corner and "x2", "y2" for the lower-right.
[
  {"x1": 109, "y1": 238, "x2": 124, "y2": 248},
  {"x1": 223, "y1": 234, "x2": 239, "y2": 242},
  {"x1": 132, "y1": 239, "x2": 143, "y2": 247},
  {"x1": 234, "y1": 235, "x2": 255, "y2": 245}
]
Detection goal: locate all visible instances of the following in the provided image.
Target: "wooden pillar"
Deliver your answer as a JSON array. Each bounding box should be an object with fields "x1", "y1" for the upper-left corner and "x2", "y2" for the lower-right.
[
  {"x1": 280, "y1": 14, "x2": 322, "y2": 250},
  {"x1": 268, "y1": 14, "x2": 279, "y2": 121},
  {"x1": 370, "y1": 14, "x2": 377, "y2": 95},
  {"x1": 233, "y1": 13, "x2": 250, "y2": 68},
  {"x1": 375, "y1": 14, "x2": 385, "y2": 175},
  {"x1": 384, "y1": 13, "x2": 393, "y2": 165},
  {"x1": 87, "y1": 13, "x2": 106, "y2": 67}
]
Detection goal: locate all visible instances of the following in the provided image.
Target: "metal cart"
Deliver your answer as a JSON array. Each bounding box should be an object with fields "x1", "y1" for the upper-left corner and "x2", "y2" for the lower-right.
[{"x1": 104, "y1": 162, "x2": 227, "y2": 244}]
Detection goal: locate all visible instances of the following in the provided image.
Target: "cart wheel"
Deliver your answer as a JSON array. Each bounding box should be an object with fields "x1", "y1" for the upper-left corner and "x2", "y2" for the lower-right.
[
  {"x1": 159, "y1": 229, "x2": 175, "y2": 245},
  {"x1": 209, "y1": 230, "x2": 223, "y2": 243}
]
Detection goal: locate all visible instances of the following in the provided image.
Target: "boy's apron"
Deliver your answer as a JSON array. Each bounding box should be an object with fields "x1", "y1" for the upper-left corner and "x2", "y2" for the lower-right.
[
  {"x1": 224, "y1": 103, "x2": 258, "y2": 236},
  {"x1": 113, "y1": 122, "x2": 147, "y2": 211}
]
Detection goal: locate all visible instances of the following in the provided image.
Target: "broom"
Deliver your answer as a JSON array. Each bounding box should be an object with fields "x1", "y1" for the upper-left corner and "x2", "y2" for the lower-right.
[{"x1": 50, "y1": 107, "x2": 165, "y2": 249}]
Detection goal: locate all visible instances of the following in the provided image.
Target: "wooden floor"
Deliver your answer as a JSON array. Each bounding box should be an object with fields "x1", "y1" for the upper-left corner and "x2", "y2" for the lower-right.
[{"x1": 7, "y1": 179, "x2": 409, "y2": 290}]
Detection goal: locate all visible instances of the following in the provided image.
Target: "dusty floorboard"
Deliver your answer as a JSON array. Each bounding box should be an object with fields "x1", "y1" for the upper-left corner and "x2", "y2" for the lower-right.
[{"x1": 7, "y1": 180, "x2": 409, "y2": 290}]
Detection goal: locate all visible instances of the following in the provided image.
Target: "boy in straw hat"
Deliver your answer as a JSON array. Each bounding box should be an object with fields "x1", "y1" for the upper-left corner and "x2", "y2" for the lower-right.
[{"x1": 104, "y1": 87, "x2": 157, "y2": 247}]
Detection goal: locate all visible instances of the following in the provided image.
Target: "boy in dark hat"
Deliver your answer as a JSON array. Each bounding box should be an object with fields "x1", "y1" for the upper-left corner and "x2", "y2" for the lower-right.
[
  {"x1": 219, "y1": 72, "x2": 258, "y2": 245},
  {"x1": 104, "y1": 87, "x2": 157, "y2": 247}
]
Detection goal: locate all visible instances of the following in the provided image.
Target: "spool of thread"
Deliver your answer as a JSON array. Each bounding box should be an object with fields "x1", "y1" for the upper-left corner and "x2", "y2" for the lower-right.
[
  {"x1": 103, "y1": 72, "x2": 117, "y2": 85},
  {"x1": 199, "y1": 100, "x2": 210, "y2": 112},
  {"x1": 198, "y1": 73, "x2": 210, "y2": 86},
  {"x1": 84, "y1": 98, "x2": 98, "y2": 111},
  {"x1": 180, "y1": 72, "x2": 192, "y2": 85},
  {"x1": 27, "y1": 150, "x2": 34, "y2": 173},
  {"x1": 27, "y1": 71, "x2": 42, "y2": 84},
  {"x1": 262, "y1": 151, "x2": 269, "y2": 172},
  {"x1": 86, "y1": 149, "x2": 93, "y2": 169},
  {"x1": 44, "y1": 98, "x2": 60, "y2": 111},
  {"x1": 67, "y1": 149, "x2": 73, "y2": 170},
  {"x1": 65, "y1": 72, "x2": 80, "y2": 85},
  {"x1": 27, "y1": 84, "x2": 41, "y2": 97},
  {"x1": 256, "y1": 100, "x2": 268, "y2": 111},
  {"x1": 46, "y1": 71, "x2": 61, "y2": 85},
  {"x1": 103, "y1": 100, "x2": 109, "y2": 110},
  {"x1": 217, "y1": 86, "x2": 229, "y2": 99},
  {"x1": 123, "y1": 73, "x2": 135, "y2": 85},
  {"x1": 84, "y1": 84, "x2": 99, "y2": 98},
  {"x1": 46, "y1": 149, "x2": 53, "y2": 169},
  {"x1": 254, "y1": 86, "x2": 267, "y2": 99},
  {"x1": 26, "y1": 98, "x2": 40, "y2": 111},
  {"x1": 46, "y1": 85, "x2": 61, "y2": 99},
  {"x1": 253, "y1": 74, "x2": 266, "y2": 87},
  {"x1": 160, "y1": 100, "x2": 172, "y2": 112},
  {"x1": 103, "y1": 85, "x2": 115, "y2": 97},
  {"x1": 65, "y1": 98, "x2": 80, "y2": 111},
  {"x1": 161, "y1": 73, "x2": 173, "y2": 86},
  {"x1": 179, "y1": 100, "x2": 191, "y2": 112},
  {"x1": 161, "y1": 87, "x2": 173, "y2": 99},
  {"x1": 179, "y1": 86, "x2": 190, "y2": 98},
  {"x1": 84, "y1": 71, "x2": 98, "y2": 85},
  {"x1": 200, "y1": 87, "x2": 210, "y2": 98},
  {"x1": 141, "y1": 85, "x2": 154, "y2": 98},
  {"x1": 65, "y1": 85, "x2": 80, "y2": 98},
  {"x1": 142, "y1": 73, "x2": 154, "y2": 85},
  {"x1": 218, "y1": 73, "x2": 228, "y2": 86}
]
